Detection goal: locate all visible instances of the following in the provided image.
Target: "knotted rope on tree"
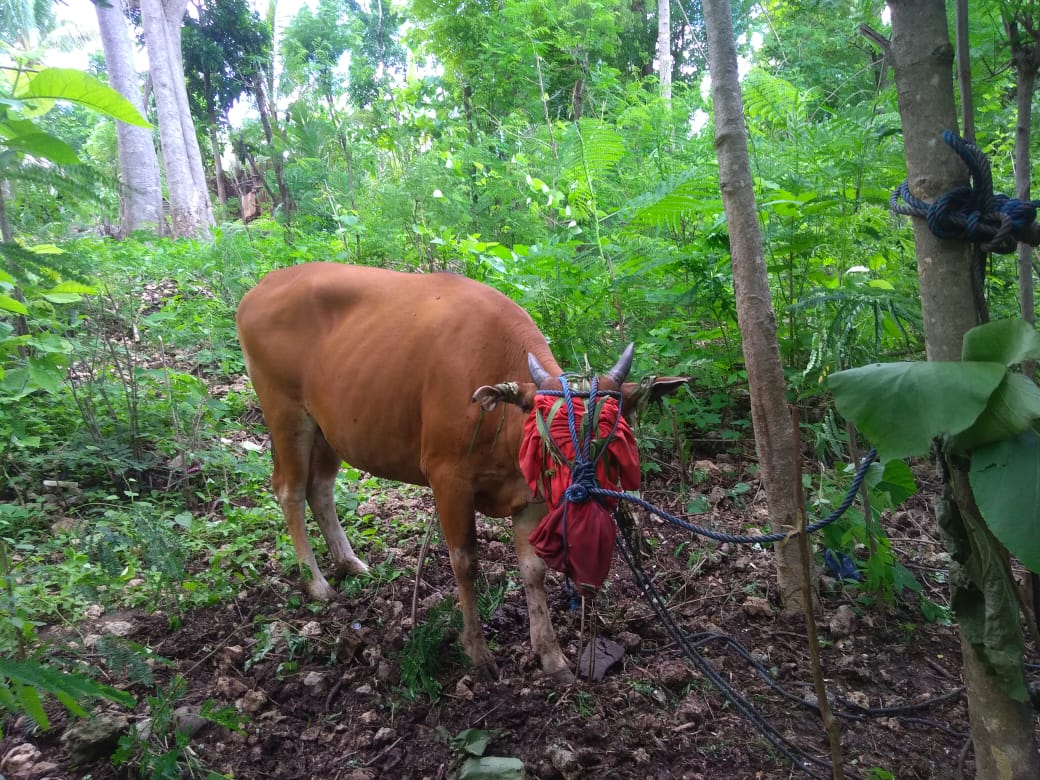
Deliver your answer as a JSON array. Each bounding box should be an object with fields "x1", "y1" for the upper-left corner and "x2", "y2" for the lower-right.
[{"x1": 890, "y1": 130, "x2": 1040, "y2": 253}]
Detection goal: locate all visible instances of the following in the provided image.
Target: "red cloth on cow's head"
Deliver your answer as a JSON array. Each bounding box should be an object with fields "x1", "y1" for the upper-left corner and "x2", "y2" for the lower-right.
[{"x1": 518, "y1": 392, "x2": 641, "y2": 591}]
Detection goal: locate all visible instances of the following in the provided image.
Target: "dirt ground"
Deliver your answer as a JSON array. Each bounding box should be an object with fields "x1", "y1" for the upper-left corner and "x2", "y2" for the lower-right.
[{"x1": 4, "y1": 461, "x2": 1010, "y2": 780}]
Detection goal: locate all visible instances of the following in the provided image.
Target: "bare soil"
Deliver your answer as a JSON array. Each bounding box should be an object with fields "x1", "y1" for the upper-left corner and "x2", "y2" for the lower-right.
[{"x1": 3, "y1": 465, "x2": 1007, "y2": 780}]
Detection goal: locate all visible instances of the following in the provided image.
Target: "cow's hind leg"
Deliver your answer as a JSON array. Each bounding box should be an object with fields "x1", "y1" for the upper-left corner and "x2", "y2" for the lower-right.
[
  {"x1": 430, "y1": 476, "x2": 496, "y2": 676},
  {"x1": 268, "y1": 411, "x2": 338, "y2": 601},
  {"x1": 307, "y1": 430, "x2": 369, "y2": 579},
  {"x1": 513, "y1": 502, "x2": 573, "y2": 684}
]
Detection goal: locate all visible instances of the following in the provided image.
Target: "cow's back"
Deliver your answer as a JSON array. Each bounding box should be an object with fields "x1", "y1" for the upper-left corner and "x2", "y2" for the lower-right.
[{"x1": 236, "y1": 263, "x2": 554, "y2": 513}]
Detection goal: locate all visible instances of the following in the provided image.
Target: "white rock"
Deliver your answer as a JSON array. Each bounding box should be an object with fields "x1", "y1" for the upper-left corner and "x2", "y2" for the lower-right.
[
  {"x1": 829, "y1": 605, "x2": 858, "y2": 638},
  {"x1": 2, "y1": 743, "x2": 42, "y2": 776},
  {"x1": 101, "y1": 620, "x2": 136, "y2": 637}
]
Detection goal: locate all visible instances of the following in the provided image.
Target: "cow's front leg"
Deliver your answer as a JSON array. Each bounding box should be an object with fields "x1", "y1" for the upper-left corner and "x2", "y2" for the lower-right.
[
  {"x1": 513, "y1": 502, "x2": 574, "y2": 684},
  {"x1": 431, "y1": 480, "x2": 496, "y2": 676}
]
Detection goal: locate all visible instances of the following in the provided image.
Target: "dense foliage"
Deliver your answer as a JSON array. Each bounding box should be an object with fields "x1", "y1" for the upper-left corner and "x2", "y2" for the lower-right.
[{"x1": 2, "y1": 1, "x2": 1039, "y2": 772}]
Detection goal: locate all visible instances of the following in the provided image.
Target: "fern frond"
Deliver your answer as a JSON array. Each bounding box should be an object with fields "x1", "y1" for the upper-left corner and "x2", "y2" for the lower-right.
[
  {"x1": 561, "y1": 119, "x2": 626, "y2": 182},
  {"x1": 742, "y1": 69, "x2": 818, "y2": 130},
  {"x1": 1, "y1": 162, "x2": 111, "y2": 207},
  {"x1": 0, "y1": 242, "x2": 93, "y2": 287},
  {"x1": 94, "y1": 636, "x2": 166, "y2": 686},
  {"x1": 623, "y1": 167, "x2": 719, "y2": 230},
  {"x1": 0, "y1": 657, "x2": 134, "y2": 736}
]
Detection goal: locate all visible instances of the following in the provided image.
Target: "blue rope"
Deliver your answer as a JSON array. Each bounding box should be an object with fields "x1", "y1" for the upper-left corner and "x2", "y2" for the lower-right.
[
  {"x1": 542, "y1": 376, "x2": 626, "y2": 597},
  {"x1": 890, "y1": 130, "x2": 1040, "y2": 253},
  {"x1": 537, "y1": 380, "x2": 875, "y2": 776},
  {"x1": 592, "y1": 449, "x2": 875, "y2": 544},
  {"x1": 539, "y1": 378, "x2": 623, "y2": 506},
  {"x1": 537, "y1": 380, "x2": 877, "y2": 545}
]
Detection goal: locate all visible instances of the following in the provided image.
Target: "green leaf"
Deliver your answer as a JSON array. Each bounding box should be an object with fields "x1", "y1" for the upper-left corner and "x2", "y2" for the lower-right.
[
  {"x1": 866, "y1": 459, "x2": 917, "y2": 507},
  {"x1": 455, "y1": 727, "x2": 493, "y2": 757},
  {"x1": 39, "y1": 292, "x2": 83, "y2": 304},
  {"x1": 0, "y1": 293, "x2": 27, "y2": 314},
  {"x1": 961, "y1": 318, "x2": 1040, "y2": 366},
  {"x1": 14, "y1": 682, "x2": 49, "y2": 730},
  {"x1": 47, "y1": 281, "x2": 95, "y2": 294},
  {"x1": 0, "y1": 118, "x2": 40, "y2": 137},
  {"x1": 970, "y1": 431, "x2": 1040, "y2": 573},
  {"x1": 0, "y1": 657, "x2": 135, "y2": 711},
  {"x1": 18, "y1": 68, "x2": 150, "y2": 128},
  {"x1": 2, "y1": 132, "x2": 80, "y2": 164},
  {"x1": 28, "y1": 244, "x2": 65, "y2": 256},
  {"x1": 0, "y1": 368, "x2": 31, "y2": 399},
  {"x1": 951, "y1": 373, "x2": 1040, "y2": 453},
  {"x1": 457, "y1": 756, "x2": 526, "y2": 779},
  {"x1": 27, "y1": 357, "x2": 65, "y2": 394},
  {"x1": 829, "y1": 362, "x2": 1005, "y2": 461}
]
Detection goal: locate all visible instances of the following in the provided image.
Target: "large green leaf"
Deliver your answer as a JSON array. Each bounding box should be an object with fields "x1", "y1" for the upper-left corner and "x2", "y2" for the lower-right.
[
  {"x1": 962, "y1": 318, "x2": 1040, "y2": 365},
  {"x1": 2, "y1": 132, "x2": 79, "y2": 164},
  {"x1": 951, "y1": 373, "x2": 1040, "y2": 453},
  {"x1": 17, "y1": 68, "x2": 150, "y2": 128},
  {"x1": 970, "y1": 431, "x2": 1040, "y2": 573},
  {"x1": 828, "y1": 361, "x2": 1005, "y2": 461}
]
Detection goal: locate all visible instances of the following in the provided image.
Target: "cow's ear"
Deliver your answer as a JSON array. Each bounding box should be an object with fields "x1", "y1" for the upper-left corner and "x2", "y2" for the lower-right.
[
  {"x1": 472, "y1": 382, "x2": 538, "y2": 413},
  {"x1": 621, "y1": 376, "x2": 689, "y2": 415}
]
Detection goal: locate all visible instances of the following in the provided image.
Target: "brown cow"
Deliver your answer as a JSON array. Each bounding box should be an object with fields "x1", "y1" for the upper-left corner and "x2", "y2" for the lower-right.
[{"x1": 236, "y1": 262, "x2": 686, "y2": 682}]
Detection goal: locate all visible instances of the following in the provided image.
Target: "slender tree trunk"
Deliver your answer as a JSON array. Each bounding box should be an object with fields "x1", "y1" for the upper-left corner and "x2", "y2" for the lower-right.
[
  {"x1": 887, "y1": 3, "x2": 1040, "y2": 777},
  {"x1": 94, "y1": 0, "x2": 164, "y2": 236},
  {"x1": 657, "y1": 0, "x2": 672, "y2": 102},
  {"x1": 701, "y1": 0, "x2": 807, "y2": 613},
  {"x1": 252, "y1": 75, "x2": 292, "y2": 217},
  {"x1": 140, "y1": 0, "x2": 214, "y2": 238},
  {"x1": 1009, "y1": 22, "x2": 1038, "y2": 362},
  {"x1": 0, "y1": 186, "x2": 11, "y2": 243},
  {"x1": 1007, "y1": 10, "x2": 1040, "y2": 653},
  {"x1": 209, "y1": 125, "x2": 227, "y2": 206},
  {"x1": 203, "y1": 73, "x2": 227, "y2": 207},
  {"x1": 955, "y1": 0, "x2": 975, "y2": 142}
]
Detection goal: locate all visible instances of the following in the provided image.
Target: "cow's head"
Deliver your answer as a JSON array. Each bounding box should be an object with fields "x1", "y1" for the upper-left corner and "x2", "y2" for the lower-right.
[
  {"x1": 472, "y1": 344, "x2": 688, "y2": 591},
  {"x1": 471, "y1": 343, "x2": 689, "y2": 418}
]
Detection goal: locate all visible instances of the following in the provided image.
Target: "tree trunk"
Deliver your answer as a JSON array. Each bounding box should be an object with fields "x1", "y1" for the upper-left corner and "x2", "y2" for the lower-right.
[
  {"x1": 887, "y1": 2, "x2": 1040, "y2": 777},
  {"x1": 140, "y1": 0, "x2": 214, "y2": 238},
  {"x1": 251, "y1": 74, "x2": 292, "y2": 217},
  {"x1": 657, "y1": 0, "x2": 671, "y2": 102},
  {"x1": 210, "y1": 125, "x2": 227, "y2": 206},
  {"x1": 701, "y1": 0, "x2": 807, "y2": 613},
  {"x1": 1009, "y1": 22, "x2": 1038, "y2": 364},
  {"x1": 0, "y1": 185, "x2": 11, "y2": 243},
  {"x1": 94, "y1": 0, "x2": 164, "y2": 237},
  {"x1": 203, "y1": 72, "x2": 227, "y2": 207}
]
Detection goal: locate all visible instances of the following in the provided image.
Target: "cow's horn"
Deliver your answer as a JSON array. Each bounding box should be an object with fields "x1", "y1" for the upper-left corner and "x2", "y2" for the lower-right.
[
  {"x1": 606, "y1": 343, "x2": 635, "y2": 385},
  {"x1": 528, "y1": 352, "x2": 553, "y2": 388}
]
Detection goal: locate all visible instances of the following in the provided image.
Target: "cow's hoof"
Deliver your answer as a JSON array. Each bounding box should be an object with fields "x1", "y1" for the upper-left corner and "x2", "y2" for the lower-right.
[
  {"x1": 331, "y1": 557, "x2": 370, "y2": 578},
  {"x1": 547, "y1": 667, "x2": 576, "y2": 686},
  {"x1": 304, "y1": 578, "x2": 338, "y2": 602},
  {"x1": 472, "y1": 660, "x2": 500, "y2": 681}
]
